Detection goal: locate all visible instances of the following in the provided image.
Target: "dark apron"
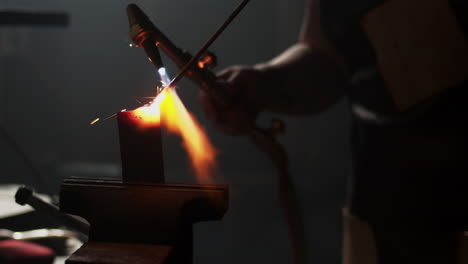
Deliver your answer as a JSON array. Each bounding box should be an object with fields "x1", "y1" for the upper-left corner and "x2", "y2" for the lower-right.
[{"x1": 320, "y1": 0, "x2": 468, "y2": 229}]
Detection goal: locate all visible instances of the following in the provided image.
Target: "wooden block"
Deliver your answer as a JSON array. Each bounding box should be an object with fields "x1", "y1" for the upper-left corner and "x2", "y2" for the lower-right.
[{"x1": 117, "y1": 111, "x2": 165, "y2": 183}]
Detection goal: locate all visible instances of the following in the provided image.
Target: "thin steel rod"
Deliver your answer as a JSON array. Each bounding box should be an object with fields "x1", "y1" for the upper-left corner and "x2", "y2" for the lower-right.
[{"x1": 163, "y1": 0, "x2": 250, "y2": 92}]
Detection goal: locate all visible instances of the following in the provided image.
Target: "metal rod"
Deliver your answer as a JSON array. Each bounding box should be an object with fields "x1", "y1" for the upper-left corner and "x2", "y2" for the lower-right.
[
  {"x1": 163, "y1": 0, "x2": 250, "y2": 92},
  {"x1": 15, "y1": 186, "x2": 90, "y2": 235}
]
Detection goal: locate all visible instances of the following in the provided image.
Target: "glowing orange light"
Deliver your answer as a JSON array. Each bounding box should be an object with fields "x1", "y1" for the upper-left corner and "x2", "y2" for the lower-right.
[
  {"x1": 131, "y1": 91, "x2": 166, "y2": 128},
  {"x1": 197, "y1": 55, "x2": 213, "y2": 69},
  {"x1": 197, "y1": 61, "x2": 205, "y2": 69},
  {"x1": 90, "y1": 118, "x2": 100, "y2": 125},
  {"x1": 130, "y1": 88, "x2": 217, "y2": 182}
]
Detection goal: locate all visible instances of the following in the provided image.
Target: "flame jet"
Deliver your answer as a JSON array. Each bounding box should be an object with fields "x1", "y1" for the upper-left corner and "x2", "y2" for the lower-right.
[{"x1": 126, "y1": 4, "x2": 218, "y2": 182}]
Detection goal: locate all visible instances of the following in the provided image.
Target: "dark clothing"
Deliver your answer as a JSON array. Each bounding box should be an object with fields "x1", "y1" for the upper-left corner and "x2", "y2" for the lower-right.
[
  {"x1": 351, "y1": 82, "x2": 468, "y2": 229},
  {"x1": 370, "y1": 222, "x2": 461, "y2": 264},
  {"x1": 320, "y1": 0, "x2": 468, "y2": 231}
]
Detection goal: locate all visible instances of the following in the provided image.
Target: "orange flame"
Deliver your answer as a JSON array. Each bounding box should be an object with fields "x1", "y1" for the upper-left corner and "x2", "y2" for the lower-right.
[{"x1": 132, "y1": 89, "x2": 217, "y2": 182}]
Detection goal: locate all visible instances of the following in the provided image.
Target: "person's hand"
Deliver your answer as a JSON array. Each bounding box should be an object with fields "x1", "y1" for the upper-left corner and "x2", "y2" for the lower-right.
[{"x1": 200, "y1": 65, "x2": 266, "y2": 135}]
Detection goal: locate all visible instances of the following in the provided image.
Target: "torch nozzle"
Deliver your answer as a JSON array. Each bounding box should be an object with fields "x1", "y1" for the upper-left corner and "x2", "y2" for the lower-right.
[
  {"x1": 127, "y1": 3, "x2": 165, "y2": 71},
  {"x1": 127, "y1": 4, "x2": 155, "y2": 32}
]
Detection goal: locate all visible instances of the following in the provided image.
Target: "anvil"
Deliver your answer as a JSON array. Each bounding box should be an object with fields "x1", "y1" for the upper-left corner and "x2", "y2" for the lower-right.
[{"x1": 59, "y1": 112, "x2": 229, "y2": 264}]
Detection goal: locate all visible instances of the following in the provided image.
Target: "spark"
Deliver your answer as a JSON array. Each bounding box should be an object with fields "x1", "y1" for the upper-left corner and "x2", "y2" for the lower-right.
[{"x1": 90, "y1": 118, "x2": 100, "y2": 125}]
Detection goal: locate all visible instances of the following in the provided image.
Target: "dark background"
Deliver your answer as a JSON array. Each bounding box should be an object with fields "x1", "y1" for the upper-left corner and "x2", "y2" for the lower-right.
[{"x1": 0, "y1": 0, "x2": 350, "y2": 263}]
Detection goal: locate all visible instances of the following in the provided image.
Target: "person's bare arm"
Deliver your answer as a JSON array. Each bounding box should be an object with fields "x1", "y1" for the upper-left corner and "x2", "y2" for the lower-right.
[
  {"x1": 252, "y1": 0, "x2": 349, "y2": 114},
  {"x1": 201, "y1": 0, "x2": 350, "y2": 134}
]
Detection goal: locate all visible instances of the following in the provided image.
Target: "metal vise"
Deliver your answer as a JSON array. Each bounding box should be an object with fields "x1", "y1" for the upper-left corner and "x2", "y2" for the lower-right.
[{"x1": 59, "y1": 112, "x2": 228, "y2": 264}]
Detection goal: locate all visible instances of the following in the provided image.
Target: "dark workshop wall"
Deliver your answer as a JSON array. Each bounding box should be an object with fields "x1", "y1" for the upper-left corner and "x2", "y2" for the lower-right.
[{"x1": 0, "y1": 0, "x2": 349, "y2": 263}]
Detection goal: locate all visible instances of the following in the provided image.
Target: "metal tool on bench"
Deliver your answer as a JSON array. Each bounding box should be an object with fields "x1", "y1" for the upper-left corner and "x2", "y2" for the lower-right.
[{"x1": 15, "y1": 186, "x2": 90, "y2": 237}]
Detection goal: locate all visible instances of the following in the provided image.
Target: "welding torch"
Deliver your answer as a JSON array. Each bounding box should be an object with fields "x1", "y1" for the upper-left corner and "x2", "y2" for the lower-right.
[
  {"x1": 127, "y1": 4, "x2": 220, "y2": 95},
  {"x1": 127, "y1": 3, "x2": 286, "y2": 150},
  {"x1": 127, "y1": 3, "x2": 307, "y2": 264}
]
